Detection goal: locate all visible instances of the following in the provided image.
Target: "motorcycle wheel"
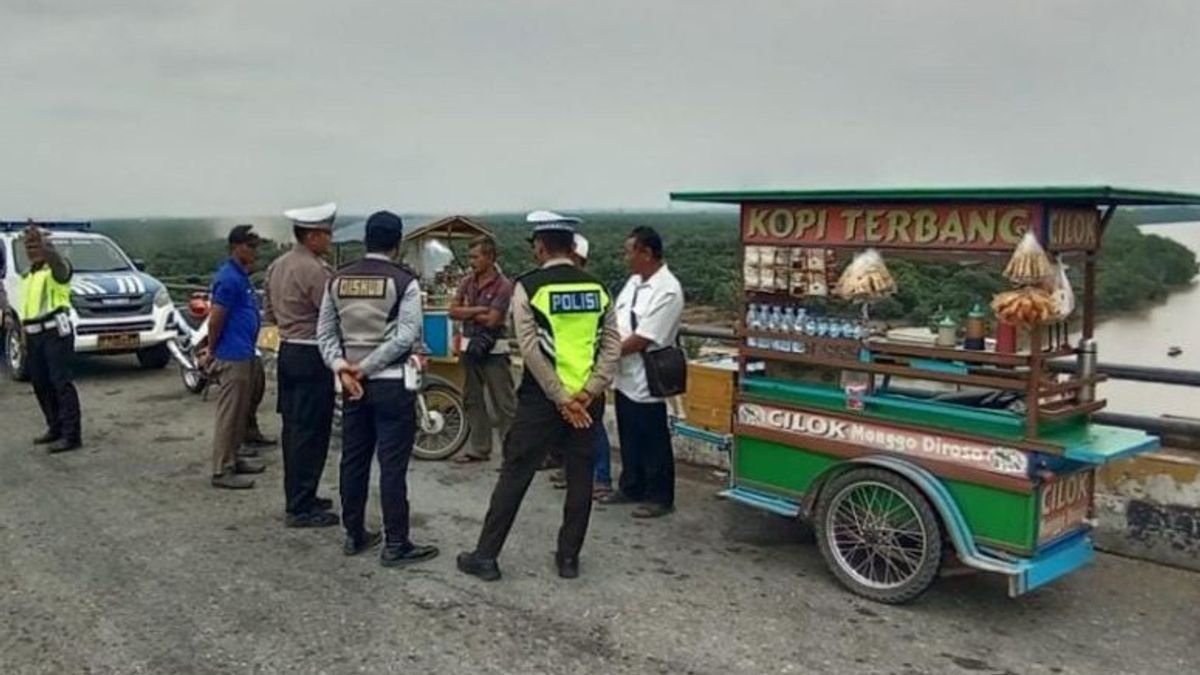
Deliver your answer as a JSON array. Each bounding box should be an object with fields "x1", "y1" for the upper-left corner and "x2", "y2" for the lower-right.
[
  {"x1": 412, "y1": 383, "x2": 469, "y2": 461},
  {"x1": 181, "y1": 364, "x2": 208, "y2": 394}
]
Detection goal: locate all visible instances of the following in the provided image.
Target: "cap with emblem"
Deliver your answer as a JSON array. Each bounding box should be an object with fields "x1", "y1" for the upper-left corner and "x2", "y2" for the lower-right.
[
  {"x1": 283, "y1": 202, "x2": 337, "y2": 231},
  {"x1": 364, "y1": 210, "x2": 404, "y2": 251},
  {"x1": 573, "y1": 233, "x2": 590, "y2": 261},
  {"x1": 526, "y1": 210, "x2": 580, "y2": 235},
  {"x1": 228, "y1": 224, "x2": 261, "y2": 247}
]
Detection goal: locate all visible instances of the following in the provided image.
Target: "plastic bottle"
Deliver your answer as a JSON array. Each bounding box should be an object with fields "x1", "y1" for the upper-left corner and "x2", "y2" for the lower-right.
[
  {"x1": 792, "y1": 308, "x2": 807, "y2": 353},
  {"x1": 780, "y1": 307, "x2": 795, "y2": 351},
  {"x1": 745, "y1": 303, "x2": 759, "y2": 348},
  {"x1": 766, "y1": 305, "x2": 781, "y2": 350}
]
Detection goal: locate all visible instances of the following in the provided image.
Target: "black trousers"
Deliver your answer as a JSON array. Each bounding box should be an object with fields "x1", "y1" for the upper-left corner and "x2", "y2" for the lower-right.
[
  {"x1": 475, "y1": 383, "x2": 602, "y2": 560},
  {"x1": 340, "y1": 379, "x2": 416, "y2": 547},
  {"x1": 277, "y1": 343, "x2": 334, "y2": 515},
  {"x1": 27, "y1": 331, "x2": 81, "y2": 444},
  {"x1": 615, "y1": 391, "x2": 675, "y2": 508}
]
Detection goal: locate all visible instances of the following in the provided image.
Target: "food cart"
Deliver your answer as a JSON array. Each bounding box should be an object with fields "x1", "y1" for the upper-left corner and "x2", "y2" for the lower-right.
[
  {"x1": 670, "y1": 186, "x2": 1200, "y2": 603},
  {"x1": 331, "y1": 215, "x2": 493, "y2": 459}
]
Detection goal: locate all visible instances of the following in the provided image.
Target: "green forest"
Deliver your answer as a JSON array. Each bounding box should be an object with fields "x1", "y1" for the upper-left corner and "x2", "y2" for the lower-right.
[{"x1": 96, "y1": 208, "x2": 1198, "y2": 325}]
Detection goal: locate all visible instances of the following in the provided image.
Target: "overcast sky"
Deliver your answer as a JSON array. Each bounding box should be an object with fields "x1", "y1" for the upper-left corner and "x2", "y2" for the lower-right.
[{"x1": 2, "y1": 0, "x2": 1198, "y2": 218}]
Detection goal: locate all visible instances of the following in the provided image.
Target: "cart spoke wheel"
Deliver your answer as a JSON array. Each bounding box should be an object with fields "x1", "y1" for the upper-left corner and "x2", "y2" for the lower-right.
[{"x1": 826, "y1": 480, "x2": 929, "y2": 591}]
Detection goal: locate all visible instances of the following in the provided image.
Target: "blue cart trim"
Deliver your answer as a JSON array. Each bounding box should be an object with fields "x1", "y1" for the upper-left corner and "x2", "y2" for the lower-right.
[{"x1": 719, "y1": 486, "x2": 802, "y2": 518}]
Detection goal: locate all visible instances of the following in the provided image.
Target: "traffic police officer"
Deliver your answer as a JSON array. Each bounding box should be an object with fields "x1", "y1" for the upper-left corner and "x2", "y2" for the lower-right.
[
  {"x1": 18, "y1": 223, "x2": 82, "y2": 453},
  {"x1": 264, "y1": 202, "x2": 339, "y2": 528},
  {"x1": 457, "y1": 211, "x2": 621, "y2": 581},
  {"x1": 316, "y1": 210, "x2": 439, "y2": 566}
]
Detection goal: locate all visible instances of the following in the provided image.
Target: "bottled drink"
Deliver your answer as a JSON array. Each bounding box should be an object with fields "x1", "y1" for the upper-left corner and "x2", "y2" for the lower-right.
[
  {"x1": 745, "y1": 303, "x2": 759, "y2": 348},
  {"x1": 768, "y1": 303, "x2": 777, "y2": 348},
  {"x1": 779, "y1": 307, "x2": 796, "y2": 351},
  {"x1": 792, "y1": 308, "x2": 807, "y2": 353}
]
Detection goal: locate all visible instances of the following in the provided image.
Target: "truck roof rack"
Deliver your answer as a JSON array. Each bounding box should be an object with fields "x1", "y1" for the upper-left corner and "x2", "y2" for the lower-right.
[{"x1": 1, "y1": 221, "x2": 92, "y2": 232}]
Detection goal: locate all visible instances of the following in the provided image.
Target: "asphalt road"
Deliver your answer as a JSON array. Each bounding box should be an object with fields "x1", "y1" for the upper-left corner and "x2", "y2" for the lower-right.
[{"x1": 1, "y1": 357, "x2": 1198, "y2": 675}]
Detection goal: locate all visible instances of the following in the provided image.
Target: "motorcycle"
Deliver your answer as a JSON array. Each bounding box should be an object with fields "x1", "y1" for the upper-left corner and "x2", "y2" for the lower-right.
[{"x1": 167, "y1": 293, "x2": 469, "y2": 460}]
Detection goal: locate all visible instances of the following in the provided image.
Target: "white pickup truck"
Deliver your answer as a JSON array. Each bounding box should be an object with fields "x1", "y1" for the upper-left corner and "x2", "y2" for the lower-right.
[{"x1": 1, "y1": 222, "x2": 179, "y2": 380}]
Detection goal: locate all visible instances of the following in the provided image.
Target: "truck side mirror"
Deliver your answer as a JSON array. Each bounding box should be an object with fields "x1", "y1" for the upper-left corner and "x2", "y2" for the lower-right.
[{"x1": 133, "y1": 258, "x2": 147, "y2": 272}]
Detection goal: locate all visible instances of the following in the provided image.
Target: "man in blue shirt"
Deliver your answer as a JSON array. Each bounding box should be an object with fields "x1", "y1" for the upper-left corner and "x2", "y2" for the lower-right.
[{"x1": 201, "y1": 225, "x2": 269, "y2": 490}]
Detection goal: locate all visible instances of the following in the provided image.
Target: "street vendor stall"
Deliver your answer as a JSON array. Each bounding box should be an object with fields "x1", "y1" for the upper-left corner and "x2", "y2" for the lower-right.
[
  {"x1": 334, "y1": 215, "x2": 493, "y2": 367},
  {"x1": 671, "y1": 186, "x2": 1200, "y2": 603}
]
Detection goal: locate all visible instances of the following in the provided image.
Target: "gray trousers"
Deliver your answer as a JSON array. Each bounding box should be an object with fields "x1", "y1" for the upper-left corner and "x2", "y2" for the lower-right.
[
  {"x1": 211, "y1": 359, "x2": 256, "y2": 475},
  {"x1": 463, "y1": 354, "x2": 516, "y2": 459}
]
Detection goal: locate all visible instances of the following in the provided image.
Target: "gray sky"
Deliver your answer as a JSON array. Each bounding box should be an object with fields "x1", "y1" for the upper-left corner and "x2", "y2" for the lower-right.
[{"x1": 2, "y1": 0, "x2": 1199, "y2": 218}]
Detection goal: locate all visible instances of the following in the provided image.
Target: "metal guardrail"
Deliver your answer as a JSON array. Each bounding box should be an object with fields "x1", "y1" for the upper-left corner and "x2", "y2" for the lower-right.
[{"x1": 678, "y1": 323, "x2": 1200, "y2": 444}]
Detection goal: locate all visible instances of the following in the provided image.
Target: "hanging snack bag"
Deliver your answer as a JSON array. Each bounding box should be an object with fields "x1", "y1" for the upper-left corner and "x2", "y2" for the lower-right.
[
  {"x1": 834, "y1": 248, "x2": 896, "y2": 300},
  {"x1": 991, "y1": 287, "x2": 1056, "y2": 326},
  {"x1": 1050, "y1": 255, "x2": 1075, "y2": 318},
  {"x1": 1003, "y1": 232, "x2": 1054, "y2": 286}
]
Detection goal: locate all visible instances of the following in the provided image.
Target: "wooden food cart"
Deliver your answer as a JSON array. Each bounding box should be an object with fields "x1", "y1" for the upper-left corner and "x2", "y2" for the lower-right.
[{"x1": 670, "y1": 186, "x2": 1200, "y2": 603}]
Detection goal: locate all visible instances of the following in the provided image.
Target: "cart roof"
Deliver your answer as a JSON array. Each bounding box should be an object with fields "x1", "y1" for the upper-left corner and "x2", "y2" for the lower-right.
[
  {"x1": 670, "y1": 185, "x2": 1200, "y2": 207},
  {"x1": 333, "y1": 215, "x2": 492, "y2": 245}
]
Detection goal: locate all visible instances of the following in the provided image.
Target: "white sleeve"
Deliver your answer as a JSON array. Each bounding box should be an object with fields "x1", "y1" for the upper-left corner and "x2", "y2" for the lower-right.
[{"x1": 634, "y1": 286, "x2": 684, "y2": 348}]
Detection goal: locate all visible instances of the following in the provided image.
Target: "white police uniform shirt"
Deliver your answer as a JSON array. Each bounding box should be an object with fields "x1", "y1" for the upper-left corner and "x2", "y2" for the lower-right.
[{"x1": 615, "y1": 264, "x2": 684, "y2": 403}]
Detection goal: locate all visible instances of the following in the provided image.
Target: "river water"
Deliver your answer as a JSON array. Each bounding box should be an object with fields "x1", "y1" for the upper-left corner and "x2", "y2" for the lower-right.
[{"x1": 1094, "y1": 223, "x2": 1200, "y2": 418}]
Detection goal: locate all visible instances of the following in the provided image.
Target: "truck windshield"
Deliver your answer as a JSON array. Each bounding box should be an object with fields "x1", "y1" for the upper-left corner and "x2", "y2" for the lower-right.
[{"x1": 14, "y1": 237, "x2": 131, "y2": 274}]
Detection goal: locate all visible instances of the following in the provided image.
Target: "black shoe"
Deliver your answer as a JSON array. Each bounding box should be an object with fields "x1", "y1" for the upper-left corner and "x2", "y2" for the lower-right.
[
  {"x1": 286, "y1": 511, "x2": 340, "y2": 528},
  {"x1": 243, "y1": 434, "x2": 277, "y2": 448},
  {"x1": 33, "y1": 431, "x2": 61, "y2": 445},
  {"x1": 381, "y1": 543, "x2": 439, "y2": 568},
  {"x1": 343, "y1": 530, "x2": 383, "y2": 556},
  {"x1": 47, "y1": 438, "x2": 81, "y2": 454},
  {"x1": 632, "y1": 503, "x2": 674, "y2": 519},
  {"x1": 555, "y1": 552, "x2": 579, "y2": 579},
  {"x1": 456, "y1": 551, "x2": 501, "y2": 581},
  {"x1": 314, "y1": 497, "x2": 334, "y2": 512}
]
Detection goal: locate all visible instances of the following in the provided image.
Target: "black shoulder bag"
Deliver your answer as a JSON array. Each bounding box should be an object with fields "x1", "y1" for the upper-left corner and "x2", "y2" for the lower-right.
[{"x1": 631, "y1": 293, "x2": 687, "y2": 398}]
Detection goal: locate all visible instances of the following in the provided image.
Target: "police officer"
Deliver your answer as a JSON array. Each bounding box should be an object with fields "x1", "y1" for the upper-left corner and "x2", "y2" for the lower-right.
[
  {"x1": 316, "y1": 211, "x2": 438, "y2": 566},
  {"x1": 264, "y1": 202, "x2": 339, "y2": 528},
  {"x1": 457, "y1": 211, "x2": 621, "y2": 581},
  {"x1": 18, "y1": 223, "x2": 82, "y2": 453}
]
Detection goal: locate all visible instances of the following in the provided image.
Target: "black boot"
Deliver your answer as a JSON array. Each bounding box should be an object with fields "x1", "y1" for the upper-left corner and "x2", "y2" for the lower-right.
[
  {"x1": 343, "y1": 530, "x2": 383, "y2": 556},
  {"x1": 47, "y1": 438, "x2": 81, "y2": 454},
  {"x1": 380, "y1": 542, "x2": 439, "y2": 567},
  {"x1": 456, "y1": 551, "x2": 501, "y2": 581},
  {"x1": 555, "y1": 552, "x2": 579, "y2": 579},
  {"x1": 33, "y1": 430, "x2": 61, "y2": 445}
]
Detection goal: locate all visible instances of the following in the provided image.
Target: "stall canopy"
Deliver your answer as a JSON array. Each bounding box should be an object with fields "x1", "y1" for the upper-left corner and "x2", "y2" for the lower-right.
[{"x1": 332, "y1": 215, "x2": 492, "y2": 245}]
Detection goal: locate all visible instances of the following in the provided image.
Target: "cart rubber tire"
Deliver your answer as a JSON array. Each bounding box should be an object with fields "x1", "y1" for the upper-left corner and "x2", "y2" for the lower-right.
[
  {"x1": 814, "y1": 467, "x2": 943, "y2": 604},
  {"x1": 180, "y1": 364, "x2": 208, "y2": 394},
  {"x1": 5, "y1": 318, "x2": 30, "y2": 382}
]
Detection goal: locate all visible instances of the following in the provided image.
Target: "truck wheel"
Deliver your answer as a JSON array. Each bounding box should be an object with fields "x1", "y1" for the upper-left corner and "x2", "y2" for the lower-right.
[
  {"x1": 136, "y1": 344, "x2": 172, "y2": 369},
  {"x1": 5, "y1": 320, "x2": 30, "y2": 382},
  {"x1": 815, "y1": 467, "x2": 943, "y2": 604}
]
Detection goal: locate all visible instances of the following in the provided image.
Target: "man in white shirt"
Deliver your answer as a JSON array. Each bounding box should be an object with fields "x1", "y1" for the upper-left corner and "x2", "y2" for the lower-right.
[{"x1": 600, "y1": 226, "x2": 684, "y2": 518}]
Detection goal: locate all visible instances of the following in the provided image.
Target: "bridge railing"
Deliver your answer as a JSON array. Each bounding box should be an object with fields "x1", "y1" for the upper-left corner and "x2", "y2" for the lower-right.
[{"x1": 678, "y1": 323, "x2": 1200, "y2": 447}]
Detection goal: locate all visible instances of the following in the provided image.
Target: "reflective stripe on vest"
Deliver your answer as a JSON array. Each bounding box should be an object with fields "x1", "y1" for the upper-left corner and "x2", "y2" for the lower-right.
[
  {"x1": 19, "y1": 267, "x2": 72, "y2": 322},
  {"x1": 528, "y1": 280, "x2": 610, "y2": 394}
]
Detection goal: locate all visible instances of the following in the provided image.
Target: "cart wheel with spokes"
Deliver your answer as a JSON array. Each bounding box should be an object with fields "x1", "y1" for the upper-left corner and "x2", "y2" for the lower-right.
[
  {"x1": 814, "y1": 467, "x2": 943, "y2": 604},
  {"x1": 412, "y1": 382, "x2": 469, "y2": 460}
]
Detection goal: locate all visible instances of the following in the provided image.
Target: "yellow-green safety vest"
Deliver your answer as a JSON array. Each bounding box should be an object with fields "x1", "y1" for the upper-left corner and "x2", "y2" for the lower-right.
[
  {"x1": 19, "y1": 266, "x2": 72, "y2": 323},
  {"x1": 524, "y1": 266, "x2": 611, "y2": 395}
]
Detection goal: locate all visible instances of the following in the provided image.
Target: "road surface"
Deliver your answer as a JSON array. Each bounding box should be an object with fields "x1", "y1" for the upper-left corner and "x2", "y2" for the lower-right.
[{"x1": 1, "y1": 358, "x2": 1197, "y2": 674}]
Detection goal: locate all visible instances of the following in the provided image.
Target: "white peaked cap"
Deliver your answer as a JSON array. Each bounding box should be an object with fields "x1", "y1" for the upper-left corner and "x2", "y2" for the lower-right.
[
  {"x1": 573, "y1": 233, "x2": 590, "y2": 260},
  {"x1": 283, "y1": 202, "x2": 338, "y2": 226}
]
